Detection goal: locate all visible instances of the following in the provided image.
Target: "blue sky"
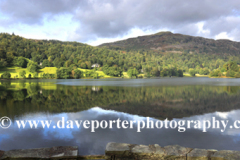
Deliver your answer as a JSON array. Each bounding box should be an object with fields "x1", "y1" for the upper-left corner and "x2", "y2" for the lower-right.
[{"x1": 0, "y1": 0, "x2": 240, "y2": 46}]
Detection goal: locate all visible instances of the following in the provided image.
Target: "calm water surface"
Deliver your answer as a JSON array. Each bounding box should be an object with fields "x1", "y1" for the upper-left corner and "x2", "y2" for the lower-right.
[{"x1": 1, "y1": 78, "x2": 240, "y2": 155}]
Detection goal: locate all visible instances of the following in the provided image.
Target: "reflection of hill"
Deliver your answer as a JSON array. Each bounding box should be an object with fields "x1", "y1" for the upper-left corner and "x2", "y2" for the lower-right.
[{"x1": 1, "y1": 81, "x2": 240, "y2": 120}]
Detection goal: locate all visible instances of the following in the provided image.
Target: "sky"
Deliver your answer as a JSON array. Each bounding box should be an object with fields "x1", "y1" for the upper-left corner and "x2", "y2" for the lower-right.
[{"x1": 0, "y1": 0, "x2": 240, "y2": 46}]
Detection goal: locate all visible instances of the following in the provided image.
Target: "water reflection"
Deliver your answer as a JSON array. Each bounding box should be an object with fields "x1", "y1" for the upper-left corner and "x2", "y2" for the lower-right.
[
  {"x1": 1, "y1": 107, "x2": 240, "y2": 155},
  {"x1": 1, "y1": 78, "x2": 240, "y2": 154},
  {"x1": 1, "y1": 79, "x2": 240, "y2": 120}
]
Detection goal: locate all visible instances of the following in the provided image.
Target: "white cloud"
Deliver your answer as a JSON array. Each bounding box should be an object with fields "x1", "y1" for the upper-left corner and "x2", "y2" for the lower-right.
[
  {"x1": 0, "y1": 0, "x2": 240, "y2": 44},
  {"x1": 87, "y1": 27, "x2": 169, "y2": 46},
  {"x1": 215, "y1": 32, "x2": 234, "y2": 40}
]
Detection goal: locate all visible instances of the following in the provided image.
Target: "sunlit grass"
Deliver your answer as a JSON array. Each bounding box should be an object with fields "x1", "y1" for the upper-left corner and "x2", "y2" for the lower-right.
[
  {"x1": 183, "y1": 73, "x2": 191, "y2": 77},
  {"x1": 122, "y1": 72, "x2": 129, "y2": 78},
  {"x1": 1, "y1": 67, "x2": 120, "y2": 79},
  {"x1": 184, "y1": 73, "x2": 208, "y2": 77},
  {"x1": 0, "y1": 66, "x2": 34, "y2": 78},
  {"x1": 195, "y1": 74, "x2": 208, "y2": 77},
  {"x1": 39, "y1": 67, "x2": 58, "y2": 75},
  {"x1": 96, "y1": 71, "x2": 111, "y2": 77},
  {"x1": 78, "y1": 68, "x2": 111, "y2": 77}
]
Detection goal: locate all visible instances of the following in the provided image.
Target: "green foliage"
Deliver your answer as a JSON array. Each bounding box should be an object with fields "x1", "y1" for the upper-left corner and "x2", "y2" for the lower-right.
[
  {"x1": 144, "y1": 72, "x2": 151, "y2": 78},
  {"x1": 199, "y1": 68, "x2": 210, "y2": 75},
  {"x1": 103, "y1": 65, "x2": 123, "y2": 77},
  {"x1": 177, "y1": 69, "x2": 183, "y2": 77},
  {"x1": 1, "y1": 33, "x2": 240, "y2": 79},
  {"x1": 33, "y1": 72, "x2": 38, "y2": 78},
  {"x1": 42, "y1": 59, "x2": 53, "y2": 68},
  {"x1": 1, "y1": 72, "x2": 11, "y2": 79},
  {"x1": 235, "y1": 72, "x2": 240, "y2": 78},
  {"x1": 226, "y1": 70, "x2": 236, "y2": 77},
  {"x1": 73, "y1": 69, "x2": 82, "y2": 79},
  {"x1": 42, "y1": 73, "x2": 55, "y2": 79},
  {"x1": 85, "y1": 70, "x2": 94, "y2": 77},
  {"x1": 93, "y1": 72, "x2": 99, "y2": 79},
  {"x1": 210, "y1": 61, "x2": 240, "y2": 78},
  {"x1": 127, "y1": 68, "x2": 139, "y2": 78},
  {"x1": 14, "y1": 57, "x2": 28, "y2": 68},
  {"x1": 56, "y1": 68, "x2": 71, "y2": 79},
  {"x1": 0, "y1": 59, "x2": 7, "y2": 68},
  {"x1": 220, "y1": 67, "x2": 227, "y2": 72},
  {"x1": 19, "y1": 70, "x2": 26, "y2": 78},
  {"x1": 150, "y1": 67, "x2": 160, "y2": 77},
  {"x1": 158, "y1": 68, "x2": 183, "y2": 77},
  {"x1": 209, "y1": 69, "x2": 221, "y2": 77},
  {"x1": 223, "y1": 61, "x2": 239, "y2": 72},
  {"x1": 27, "y1": 61, "x2": 39, "y2": 73},
  {"x1": 189, "y1": 69, "x2": 196, "y2": 76}
]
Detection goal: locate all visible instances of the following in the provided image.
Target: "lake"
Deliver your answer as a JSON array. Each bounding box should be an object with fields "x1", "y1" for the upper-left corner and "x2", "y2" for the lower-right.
[{"x1": 1, "y1": 77, "x2": 240, "y2": 155}]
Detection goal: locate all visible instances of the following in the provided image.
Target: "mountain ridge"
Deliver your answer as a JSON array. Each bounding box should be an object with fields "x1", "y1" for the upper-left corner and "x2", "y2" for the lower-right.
[{"x1": 99, "y1": 31, "x2": 240, "y2": 56}]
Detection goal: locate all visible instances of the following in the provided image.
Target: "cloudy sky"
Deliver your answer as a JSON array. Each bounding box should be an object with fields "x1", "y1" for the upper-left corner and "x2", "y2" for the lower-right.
[{"x1": 0, "y1": 0, "x2": 240, "y2": 46}]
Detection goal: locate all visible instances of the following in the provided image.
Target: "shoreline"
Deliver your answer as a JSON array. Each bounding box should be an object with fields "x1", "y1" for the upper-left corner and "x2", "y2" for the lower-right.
[{"x1": 1, "y1": 143, "x2": 240, "y2": 160}]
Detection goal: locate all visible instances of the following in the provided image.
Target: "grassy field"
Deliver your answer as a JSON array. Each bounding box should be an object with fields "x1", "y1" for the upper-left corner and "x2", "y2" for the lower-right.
[
  {"x1": 0, "y1": 67, "x2": 111, "y2": 79},
  {"x1": 0, "y1": 66, "x2": 34, "y2": 78},
  {"x1": 195, "y1": 74, "x2": 208, "y2": 77},
  {"x1": 39, "y1": 67, "x2": 58, "y2": 75},
  {"x1": 183, "y1": 73, "x2": 208, "y2": 77},
  {"x1": 77, "y1": 68, "x2": 111, "y2": 78}
]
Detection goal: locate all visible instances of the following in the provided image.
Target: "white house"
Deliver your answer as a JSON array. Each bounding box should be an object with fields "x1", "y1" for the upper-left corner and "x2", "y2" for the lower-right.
[{"x1": 91, "y1": 63, "x2": 100, "y2": 68}]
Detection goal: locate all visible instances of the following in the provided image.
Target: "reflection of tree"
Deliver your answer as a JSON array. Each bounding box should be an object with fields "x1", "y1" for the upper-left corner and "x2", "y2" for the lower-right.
[
  {"x1": 1, "y1": 82, "x2": 240, "y2": 120},
  {"x1": 224, "y1": 86, "x2": 240, "y2": 94},
  {"x1": 1, "y1": 81, "x2": 11, "y2": 88},
  {"x1": 13, "y1": 90, "x2": 26, "y2": 101}
]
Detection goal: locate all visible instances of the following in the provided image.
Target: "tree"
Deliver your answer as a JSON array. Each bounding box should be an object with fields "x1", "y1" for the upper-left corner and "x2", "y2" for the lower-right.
[
  {"x1": 19, "y1": 70, "x2": 26, "y2": 78},
  {"x1": 177, "y1": 69, "x2": 183, "y2": 77},
  {"x1": 93, "y1": 72, "x2": 99, "y2": 79},
  {"x1": 209, "y1": 69, "x2": 221, "y2": 77},
  {"x1": 56, "y1": 68, "x2": 71, "y2": 79},
  {"x1": 127, "y1": 68, "x2": 138, "y2": 78},
  {"x1": 1, "y1": 72, "x2": 11, "y2": 79},
  {"x1": 226, "y1": 70, "x2": 235, "y2": 77},
  {"x1": 202, "y1": 68, "x2": 210, "y2": 75},
  {"x1": 150, "y1": 67, "x2": 160, "y2": 77},
  {"x1": 27, "y1": 61, "x2": 39, "y2": 73},
  {"x1": 14, "y1": 57, "x2": 28, "y2": 68},
  {"x1": 42, "y1": 59, "x2": 53, "y2": 68},
  {"x1": 73, "y1": 69, "x2": 82, "y2": 79},
  {"x1": 223, "y1": 61, "x2": 239, "y2": 72},
  {"x1": 189, "y1": 69, "x2": 196, "y2": 76},
  {"x1": 235, "y1": 72, "x2": 240, "y2": 78},
  {"x1": 33, "y1": 72, "x2": 38, "y2": 78},
  {"x1": 0, "y1": 59, "x2": 7, "y2": 68}
]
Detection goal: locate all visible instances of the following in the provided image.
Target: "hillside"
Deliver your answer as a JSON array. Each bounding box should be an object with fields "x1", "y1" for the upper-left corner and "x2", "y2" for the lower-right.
[
  {"x1": 1, "y1": 32, "x2": 240, "y2": 79},
  {"x1": 99, "y1": 31, "x2": 240, "y2": 56}
]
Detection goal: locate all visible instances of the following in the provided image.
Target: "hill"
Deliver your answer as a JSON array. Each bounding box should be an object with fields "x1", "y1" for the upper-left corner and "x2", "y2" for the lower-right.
[
  {"x1": 99, "y1": 31, "x2": 240, "y2": 56},
  {"x1": 1, "y1": 32, "x2": 240, "y2": 79},
  {"x1": 0, "y1": 33, "x2": 126, "y2": 78}
]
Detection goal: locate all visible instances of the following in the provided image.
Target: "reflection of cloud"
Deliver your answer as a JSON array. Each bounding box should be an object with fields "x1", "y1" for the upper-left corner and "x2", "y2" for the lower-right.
[
  {"x1": 0, "y1": 127, "x2": 77, "y2": 152},
  {"x1": 1, "y1": 108, "x2": 240, "y2": 155},
  {"x1": 216, "y1": 112, "x2": 229, "y2": 119}
]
